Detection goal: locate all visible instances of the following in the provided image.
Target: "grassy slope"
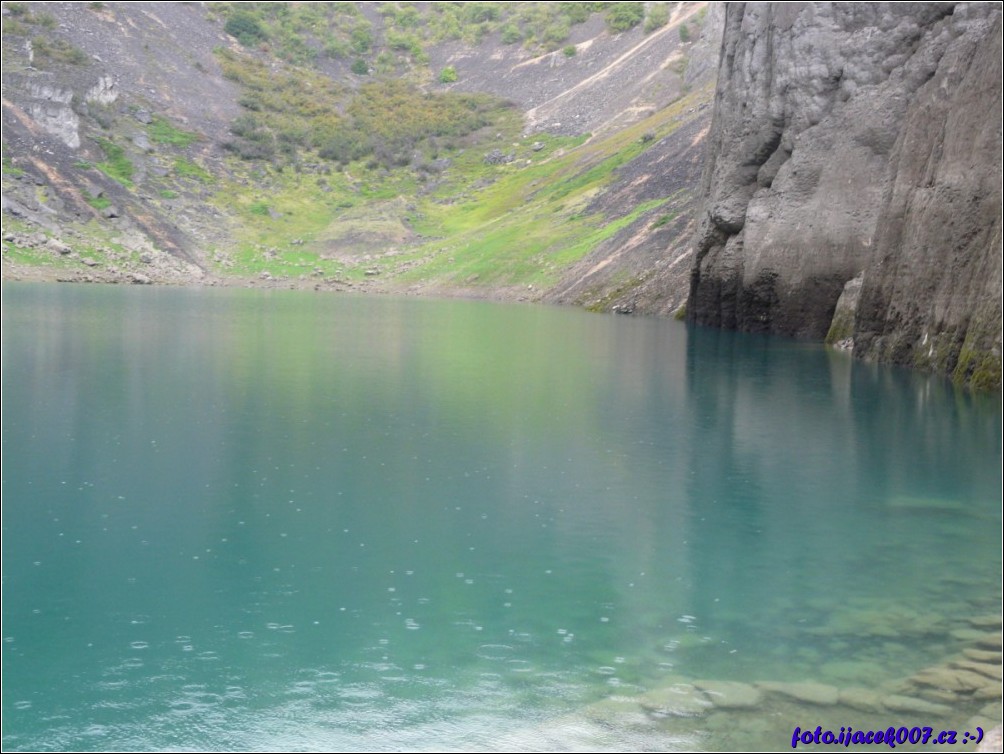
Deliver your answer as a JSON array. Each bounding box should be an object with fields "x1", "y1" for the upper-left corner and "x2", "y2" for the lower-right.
[
  {"x1": 211, "y1": 86, "x2": 707, "y2": 293},
  {"x1": 1, "y1": 1, "x2": 710, "y2": 296}
]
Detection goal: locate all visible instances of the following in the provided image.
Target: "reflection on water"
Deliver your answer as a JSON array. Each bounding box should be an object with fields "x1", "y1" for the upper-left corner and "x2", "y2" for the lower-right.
[{"x1": 2, "y1": 283, "x2": 1000, "y2": 751}]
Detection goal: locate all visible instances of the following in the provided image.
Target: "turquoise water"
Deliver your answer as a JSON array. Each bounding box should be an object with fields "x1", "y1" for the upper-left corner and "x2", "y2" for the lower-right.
[{"x1": 2, "y1": 283, "x2": 1000, "y2": 751}]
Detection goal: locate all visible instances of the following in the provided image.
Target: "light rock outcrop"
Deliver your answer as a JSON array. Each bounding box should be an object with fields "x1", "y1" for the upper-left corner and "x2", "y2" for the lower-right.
[{"x1": 688, "y1": 3, "x2": 1001, "y2": 388}]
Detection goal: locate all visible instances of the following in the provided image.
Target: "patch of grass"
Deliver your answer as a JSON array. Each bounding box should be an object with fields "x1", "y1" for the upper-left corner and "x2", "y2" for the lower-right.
[
  {"x1": 248, "y1": 201, "x2": 270, "y2": 216},
  {"x1": 2, "y1": 150, "x2": 24, "y2": 177},
  {"x1": 650, "y1": 210, "x2": 678, "y2": 229},
  {"x1": 159, "y1": 189, "x2": 178, "y2": 199},
  {"x1": 83, "y1": 191, "x2": 111, "y2": 210},
  {"x1": 148, "y1": 116, "x2": 199, "y2": 147},
  {"x1": 94, "y1": 138, "x2": 134, "y2": 187},
  {"x1": 31, "y1": 36, "x2": 90, "y2": 66},
  {"x1": 173, "y1": 157, "x2": 212, "y2": 182}
]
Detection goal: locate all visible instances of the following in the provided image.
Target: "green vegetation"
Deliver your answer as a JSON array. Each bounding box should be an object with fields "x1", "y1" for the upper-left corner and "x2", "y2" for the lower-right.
[
  {"x1": 678, "y1": 24, "x2": 691, "y2": 43},
  {"x1": 224, "y1": 11, "x2": 267, "y2": 47},
  {"x1": 210, "y1": 2, "x2": 621, "y2": 64},
  {"x1": 644, "y1": 3, "x2": 670, "y2": 33},
  {"x1": 94, "y1": 138, "x2": 134, "y2": 187},
  {"x1": 148, "y1": 116, "x2": 199, "y2": 147},
  {"x1": 438, "y1": 65, "x2": 458, "y2": 83},
  {"x1": 31, "y1": 36, "x2": 90, "y2": 66},
  {"x1": 218, "y1": 44, "x2": 513, "y2": 169},
  {"x1": 84, "y1": 191, "x2": 112, "y2": 210},
  {"x1": 563, "y1": 45, "x2": 577, "y2": 57},
  {"x1": 159, "y1": 189, "x2": 179, "y2": 199},
  {"x1": 650, "y1": 210, "x2": 678, "y2": 229},
  {"x1": 203, "y1": 81, "x2": 711, "y2": 289},
  {"x1": 173, "y1": 157, "x2": 212, "y2": 182},
  {"x1": 2, "y1": 149, "x2": 24, "y2": 177},
  {"x1": 351, "y1": 58, "x2": 369, "y2": 75},
  {"x1": 606, "y1": 3, "x2": 644, "y2": 33}
]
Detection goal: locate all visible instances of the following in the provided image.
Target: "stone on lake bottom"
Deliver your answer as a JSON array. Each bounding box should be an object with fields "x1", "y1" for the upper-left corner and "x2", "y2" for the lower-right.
[
  {"x1": 757, "y1": 681, "x2": 840, "y2": 706},
  {"x1": 974, "y1": 685, "x2": 1003, "y2": 701},
  {"x1": 951, "y1": 659, "x2": 1003, "y2": 681},
  {"x1": 637, "y1": 684, "x2": 713, "y2": 718},
  {"x1": 881, "y1": 694, "x2": 952, "y2": 716},
  {"x1": 838, "y1": 687, "x2": 884, "y2": 712},
  {"x1": 692, "y1": 680, "x2": 762, "y2": 709},
  {"x1": 963, "y1": 648, "x2": 1003, "y2": 664}
]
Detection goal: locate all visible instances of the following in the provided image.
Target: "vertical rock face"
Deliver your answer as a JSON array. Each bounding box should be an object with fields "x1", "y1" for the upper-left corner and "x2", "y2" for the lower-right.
[{"x1": 688, "y1": 2, "x2": 1001, "y2": 388}]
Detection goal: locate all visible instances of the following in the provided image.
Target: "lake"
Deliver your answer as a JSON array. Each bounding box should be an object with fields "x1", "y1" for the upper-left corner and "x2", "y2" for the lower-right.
[{"x1": 2, "y1": 282, "x2": 1001, "y2": 751}]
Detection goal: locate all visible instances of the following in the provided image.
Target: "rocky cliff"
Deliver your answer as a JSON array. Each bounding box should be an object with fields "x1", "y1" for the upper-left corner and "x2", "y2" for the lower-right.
[{"x1": 688, "y1": 2, "x2": 1002, "y2": 389}]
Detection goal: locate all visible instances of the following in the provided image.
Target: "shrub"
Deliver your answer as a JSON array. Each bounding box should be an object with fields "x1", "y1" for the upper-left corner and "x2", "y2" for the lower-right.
[
  {"x1": 606, "y1": 3, "x2": 644, "y2": 33},
  {"x1": 350, "y1": 25, "x2": 372, "y2": 54},
  {"x1": 351, "y1": 58, "x2": 369, "y2": 75},
  {"x1": 31, "y1": 36, "x2": 90, "y2": 66},
  {"x1": 500, "y1": 24, "x2": 522, "y2": 44},
  {"x1": 438, "y1": 65, "x2": 457, "y2": 84},
  {"x1": 563, "y1": 45, "x2": 577, "y2": 57},
  {"x1": 644, "y1": 3, "x2": 669, "y2": 33},
  {"x1": 678, "y1": 24, "x2": 691, "y2": 43},
  {"x1": 224, "y1": 12, "x2": 267, "y2": 47}
]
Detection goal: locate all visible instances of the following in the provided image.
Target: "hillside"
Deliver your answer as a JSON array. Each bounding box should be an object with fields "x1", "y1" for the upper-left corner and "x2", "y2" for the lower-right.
[{"x1": 1, "y1": 1, "x2": 720, "y2": 316}]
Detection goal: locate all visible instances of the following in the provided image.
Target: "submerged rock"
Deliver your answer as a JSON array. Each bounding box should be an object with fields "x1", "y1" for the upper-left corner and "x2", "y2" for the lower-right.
[
  {"x1": 951, "y1": 659, "x2": 1004, "y2": 681},
  {"x1": 910, "y1": 666, "x2": 991, "y2": 693},
  {"x1": 692, "y1": 680, "x2": 762, "y2": 709},
  {"x1": 969, "y1": 615, "x2": 1003, "y2": 630},
  {"x1": 837, "y1": 687, "x2": 884, "y2": 712},
  {"x1": 964, "y1": 648, "x2": 1003, "y2": 664},
  {"x1": 757, "y1": 681, "x2": 839, "y2": 706},
  {"x1": 881, "y1": 694, "x2": 952, "y2": 717},
  {"x1": 637, "y1": 683, "x2": 713, "y2": 718}
]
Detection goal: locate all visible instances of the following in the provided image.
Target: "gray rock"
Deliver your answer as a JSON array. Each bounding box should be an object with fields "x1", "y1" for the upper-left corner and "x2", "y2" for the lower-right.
[
  {"x1": 80, "y1": 257, "x2": 99, "y2": 267},
  {"x1": 134, "y1": 109, "x2": 153, "y2": 125},
  {"x1": 688, "y1": 3, "x2": 1002, "y2": 388},
  {"x1": 129, "y1": 272, "x2": 151, "y2": 284},
  {"x1": 101, "y1": 206, "x2": 121, "y2": 219},
  {"x1": 45, "y1": 238, "x2": 71, "y2": 254}
]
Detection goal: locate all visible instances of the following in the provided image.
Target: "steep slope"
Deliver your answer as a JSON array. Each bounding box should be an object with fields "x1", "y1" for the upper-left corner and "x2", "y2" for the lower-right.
[
  {"x1": 688, "y1": 2, "x2": 1002, "y2": 389},
  {"x1": 2, "y1": 1, "x2": 719, "y2": 306}
]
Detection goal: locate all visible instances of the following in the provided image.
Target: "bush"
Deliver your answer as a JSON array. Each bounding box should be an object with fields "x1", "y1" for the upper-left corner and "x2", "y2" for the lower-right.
[
  {"x1": 351, "y1": 58, "x2": 369, "y2": 75},
  {"x1": 500, "y1": 23, "x2": 522, "y2": 44},
  {"x1": 438, "y1": 65, "x2": 457, "y2": 84},
  {"x1": 644, "y1": 3, "x2": 669, "y2": 33},
  {"x1": 679, "y1": 24, "x2": 691, "y2": 43},
  {"x1": 350, "y1": 25, "x2": 372, "y2": 54},
  {"x1": 31, "y1": 36, "x2": 90, "y2": 66},
  {"x1": 563, "y1": 45, "x2": 577, "y2": 57},
  {"x1": 224, "y1": 12, "x2": 267, "y2": 47},
  {"x1": 606, "y1": 3, "x2": 644, "y2": 33},
  {"x1": 462, "y1": 3, "x2": 499, "y2": 24}
]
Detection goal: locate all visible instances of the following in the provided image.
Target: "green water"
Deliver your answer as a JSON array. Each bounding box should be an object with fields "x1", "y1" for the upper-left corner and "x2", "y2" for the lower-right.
[{"x1": 2, "y1": 283, "x2": 1000, "y2": 751}]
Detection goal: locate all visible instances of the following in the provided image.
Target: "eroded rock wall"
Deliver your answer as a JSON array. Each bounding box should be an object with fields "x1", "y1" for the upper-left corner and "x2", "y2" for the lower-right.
[{"x1": 688, "y1": 2, "x2": 1002, "y2": 388}]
